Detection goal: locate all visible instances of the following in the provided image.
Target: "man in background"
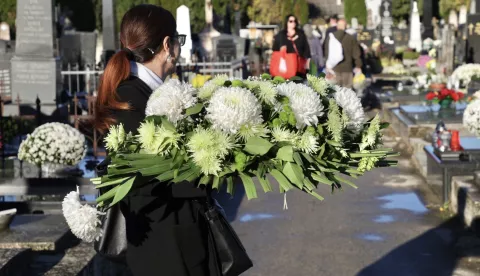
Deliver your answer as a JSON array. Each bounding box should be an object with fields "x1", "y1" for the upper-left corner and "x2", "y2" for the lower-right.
[{"x1": 324, "y1": 18, "x2": 362, "y2": 88}]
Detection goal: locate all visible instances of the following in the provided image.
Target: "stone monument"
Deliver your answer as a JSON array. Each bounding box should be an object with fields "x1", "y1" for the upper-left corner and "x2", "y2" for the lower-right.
[
  {"x1": 11, "y1": 0, "x2": 61, "y2": 106},
  {"x1": 365, "y1": 0, "x2": 382, "y2": 30},
  {"x1": 460, "y1": 5, "x2": 468, "y2": 25},
  {"x1": 233, "y1": 4, "x2": 241, "y2": 36},
  {"x1": 466, "y1": 0, "x2": 480, "y2": 63},
  {"x1": 0, "y1": 22, "x2": 10, "y2": 41},
  {"x1": 380, "y1": 0, "x2": 394, "y2": 47},
  {"x1": 199, "y1": 0, "x2": 221, "y2": 60},
  {"x1": 102, "y1": 0, "x2": 118, "y2": 66},
  {"x1": 409, "y1": 1, "x2": 422, "y2": 52},
  {"x1": 177, "y1": 5, "x2": 193, "y2": 64},
  {"x1": 423, "y1": 0, "x2": 434, "y2": 38},
  {"x1": 449, "y1": 10, "x2": 459, "y2": 29}
]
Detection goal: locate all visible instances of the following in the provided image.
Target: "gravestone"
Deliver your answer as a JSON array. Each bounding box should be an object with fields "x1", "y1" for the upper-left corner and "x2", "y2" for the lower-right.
[
  {"x1": 409, "y1": 1, "x2": 422, "y2": 52},
  {"x1": 11, "y1": 0, "x2": 61, "y2": 105},
  {"x1": 199, "y1": 0, "x2": 221, "y2": 60},
  {"x1": 0, "y1": 22, "x2": 10, "y2": 41},
  {"x1": 380, "y1": 0, "x2": 395, "y2": 49},
  {"x1": 177, "y1": 5, "x2": 193, "y2": 64},
  {"x1": 460, "y1": 5, "x2": 468, "y2": 25},
  {"x1": 423, "y1": 0, "x2": 434, "y2": 38},
  {"x1": 212, "y1": 34, "x2": 246, "y2": 61},
  {"x1": 393, "y1": 27, "x2": 409, "y2": 48},
  {"x1": 366, "y1": 0, "x2": 382, "y2": 30},
  {"x1": 357, "y1": 29, "x2": 375, "y2": 48},
  {"x1": 102, "y1": 0, "x2": 118, "y2": 66},
  {"x1": 467, "y1": 14, "x2": 480, "y2": 63},
  {"x1": 455, "y1": 25, "x2": 467, "y2": 66},
  {"x1": 60, "y1": 31, "x2": 97, "y2": 67}
]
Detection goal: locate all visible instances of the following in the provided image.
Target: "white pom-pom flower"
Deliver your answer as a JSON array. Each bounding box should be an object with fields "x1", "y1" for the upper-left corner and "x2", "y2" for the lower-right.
[
  {"x1": 62, "y1": 187, "x2": 102, "y2": 243},
  {"x1": 206, "y1": 87, "x2": 264, "y2": 136},
  {"x1": 145, "y1": 79, "x2": 197, "y2": 124},
  {"x1": 277, "y1": 82, "x2": 324, "y2": 129},
  {"x1": 334, "y1": 86, "x2": 365, "y2": 131},
  {"x1": 464, "y1": 99, "x2": 480, "y2": 137}
]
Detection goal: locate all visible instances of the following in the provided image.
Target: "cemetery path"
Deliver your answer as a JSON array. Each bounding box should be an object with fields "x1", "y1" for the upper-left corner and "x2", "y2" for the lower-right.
[{"x1": 214, "y1": 137, "x2": 477, "y2": 276}]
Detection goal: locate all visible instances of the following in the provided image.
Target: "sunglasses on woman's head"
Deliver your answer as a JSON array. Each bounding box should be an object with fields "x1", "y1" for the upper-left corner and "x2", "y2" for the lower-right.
[{"x1": 173, "y1": 34, "x2": 186, "y2": 46}]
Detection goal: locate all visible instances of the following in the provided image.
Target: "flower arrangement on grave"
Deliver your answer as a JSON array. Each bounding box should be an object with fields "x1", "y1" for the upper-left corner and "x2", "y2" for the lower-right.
[
  {"x1": 451, "y1": 64, "x2": 480, "y2": 86},
  {"x1": 18, "y1": 123, "x2": 87, "y2": 167},
  {"x1": 62, "y1": 74, "x2": 398, "y2": 242},
  {"x1": 463, "y1": 91, "x2": 480, "y2": 137},
  {"x1": 425, "y1": 88, "x2": 465, "y2": 108}
]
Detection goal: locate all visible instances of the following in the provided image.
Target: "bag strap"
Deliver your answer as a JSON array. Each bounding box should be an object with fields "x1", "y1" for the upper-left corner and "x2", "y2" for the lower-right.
[{"x1": 288, "y1": 36, "x2": 301, "y2": 56}]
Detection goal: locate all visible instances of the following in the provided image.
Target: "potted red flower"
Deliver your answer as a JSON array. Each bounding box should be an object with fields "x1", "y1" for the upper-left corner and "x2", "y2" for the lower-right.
[{"x1": 425, "y1": 88, "x2": 465, "y2": 109}]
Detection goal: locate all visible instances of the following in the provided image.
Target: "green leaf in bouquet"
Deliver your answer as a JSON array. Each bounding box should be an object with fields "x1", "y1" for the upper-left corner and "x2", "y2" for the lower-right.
[
  {"x1": 326, "y1": 139, "x2": 342, "y2": 147},
  {"x1": 300, "y1": 152, "x2": 315, "y2": 163},
  {"x1": 107, "y1": 166, "x2": 141, "y2": 176},
  {"x1": 239, "y1": 173, "x2": 258, "y2": 199},
  {"x1": 171, "y1": 151, "x2": 186, "y2": 169},
  {"x1": 173, "y1": 167, "x2": 201, "y2": 183},
  {"x1": 303, "y1": 177, "x2": 316, "y2": 191},
  {"x1": 110, "y1": 176, "x2": 136, "y2": 207},
  {"x1": 118, "y1": 153, "x2": 158, "y2": 160},
  {"x1": 293, "y1": 152, "x2": 304, "y2": 168},
  {"x1": 161, "y1": 117, "x2": 176, "y2": 132},
  {"x1": 244, "y1": 137, "x2": 273, "y2": 156},
  {"x1": 226, "y1": 176, "x2": 235, "y2": 196},
  {"x1": 312, "y1": 173, "x2": 333, "y2": 185},
  {"x1": 283, "y1": 162, "x2": 304, "y2": 189},
  {"x1": 155, "y1": 170, "x2": 176, "y2": 182},
  {"x1": 128, "y1": 156, "x2": 168, "y2": 168},
  {"x1": 380, "y1": 122, "x2": 390, "y2": 129},
  {"x1": 255, "y1": 172, "x2": 273, "y2": 193},
  {"x1": 270, "y1": 169, "x2": 294, "y2": 191},
  {"x1": 139, "y1": 162, "x2": 172, "y2": 176},
  {"x1": 276, "y1": 146, "x2": 294, "y2": 162},
  {"x1": 96, "y1": 184, "x2": 121, "y2": 204},
  {"x1": 185, "y1": 103, "x2": 204, "y2": 116},
  {"x1": 333, "y1": 175, "x2": 358, "y2": 189},
  {"x1": 318, "y1": 143, "x2": 326, "y2": 158},
  {"x1": 198, "y1": 175, "x2": 212, "y2": 187},
  {"x1": 95, "y1": 176, "x2": 131, "y2": 188},
  {"x1": 212, "y1": 175, "x2": 221, "y2": 189},
  {"x1": 307, "y1": 190, "x2": 325, "y2": 201}
]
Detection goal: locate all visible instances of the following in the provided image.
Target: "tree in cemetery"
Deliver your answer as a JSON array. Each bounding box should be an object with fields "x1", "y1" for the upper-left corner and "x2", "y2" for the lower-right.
[
  {"x1": 344, "y1": 0, "x2": 367, "y2": 26},
  {"x1": 439, "y1": 0, "x2": 470, "y2": 18},
  {"x1": 0, "y1": 0, "x2": 16, "y2": 29},
  {"x1": 57, "y1": 0, "x2": 97, "y2": 32},
  {"x1": 282, "y1": 0, "x2": 294, "y2": 22},
  {"x1": 247, "y1": 0, "x2": 283, "y2": 25},
  {"x1": 294, "y1": 0, "x2": 309, "y2": 25},
  {"x1": 391, "y1": 0, "x2": 424, "y2": 23}
]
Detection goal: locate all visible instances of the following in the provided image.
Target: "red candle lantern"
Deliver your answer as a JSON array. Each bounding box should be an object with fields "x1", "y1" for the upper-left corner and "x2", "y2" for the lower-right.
[{"x1": 450, "y1": 130, "x2": 461, "y2": 151}]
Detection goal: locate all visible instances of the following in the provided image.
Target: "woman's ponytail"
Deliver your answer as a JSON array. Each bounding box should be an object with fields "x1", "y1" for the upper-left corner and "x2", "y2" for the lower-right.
[{"x1": 94, "y1": 50, "x2": 131, "y2": 133}]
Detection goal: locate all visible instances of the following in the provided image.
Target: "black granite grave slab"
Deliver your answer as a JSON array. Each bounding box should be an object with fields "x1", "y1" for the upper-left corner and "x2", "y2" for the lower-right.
[
  {"x1": 399, "y1": 103, "x2": 467, "y2": 124},
  {"x1": 0, "y1": 248, "x2": 32, "y2": 275}
]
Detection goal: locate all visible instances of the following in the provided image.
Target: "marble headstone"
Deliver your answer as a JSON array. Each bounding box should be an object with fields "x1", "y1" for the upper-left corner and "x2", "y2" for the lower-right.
[
  {"x1": 366, "y1": 0, "x2": 382, "y2": 30},
  {"x1": 60, "y1": 31, "x2": 97, "y2": 67},
  {"x1": 460, "y1": 5, "x2": 468, "y2": 25},
  {"x1": 409, "y1": 1, "x2": 422, "y2": 52},
  {"x1": 380, "y1": 0, "x2": 394, "y2": 48},
  {"x1": 467, "y1": 14, "x2": 480, "y2": 63},
  {"x1": 11, "y1": 0, "x2": 61, "y2": 105},
  {"x1": 177, "y1": 5, "x2": 193, "y2": 64}
]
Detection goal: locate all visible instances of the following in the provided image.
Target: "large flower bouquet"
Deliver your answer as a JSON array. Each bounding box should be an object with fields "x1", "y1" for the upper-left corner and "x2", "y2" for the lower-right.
[
  {"x1": 64, "y1": 74, "x2": 397, "y2": 242},
  {"x1": 451, "y1": 64, "x2": 480, "y2": 86},
  {"x1": 426, "y1": 88, "x2": 464, "y2": 108},
  {"x1": 463, "y1": 91, "x2": 480, "y2": 137},
  {"x1": 18, "y1": 123, "x2": 86, "y2": 166}
]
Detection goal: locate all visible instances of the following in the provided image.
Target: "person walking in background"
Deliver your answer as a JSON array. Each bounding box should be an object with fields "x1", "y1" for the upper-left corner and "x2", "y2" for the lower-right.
[
  {"x1": 325, "y1": 15, "x2": 338, "y2": 38},
  {"x1": 272, "y1": 14, "x2": 311, "y2": 79},
  {"x1": 303, "y1": 24, "x2": 324, "y2": 75},
  {"x1": 324, "y1": 18, "x2": 362, "y2": 88}
]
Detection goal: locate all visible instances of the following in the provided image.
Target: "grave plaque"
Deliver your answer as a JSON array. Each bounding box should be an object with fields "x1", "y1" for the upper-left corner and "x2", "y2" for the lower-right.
[
  {"x1": 60, "y1": 31, "x2": 97, "y2": 67},
  {"x1": 393, "y1": 27, "x2": 409, "y2": 48},
  {"x1": 212, "y1": 34, "x2": 245, "y2": 61},
  {"x1": 11, "y1": 0, "x2": 60, "y2": 105},
  {"x1": 357, "y1": 30, "x2": 374, "y2": 48},
  {"x1": 380, "y1": 0, "x2": 395, "y2": 49},
  {"x1": 14, "y1": 0, "x2": 55, "y2": 57},
  {"x1": 467, "y1": 14, "x2": 480, "y2": 63}
]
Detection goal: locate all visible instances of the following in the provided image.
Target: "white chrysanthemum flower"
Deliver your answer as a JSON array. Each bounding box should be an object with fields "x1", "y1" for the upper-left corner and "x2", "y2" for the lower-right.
[
  {"x1": 211, "y1": 74, "x2": 229, "y2": 85},
  {"x1": 451, "y1": 64, "x2": 480, "y2": 85},
  {"x1": 307, "y1": 74, "x2": 330, "y2": 96},
  {"x1": 18, "y1": 123, "x2": 86, "y2": 166},
  {"x1": 464, "y1": 99, "x2": 480, "y2": 137},
  {"x1": 146, "y1": 79, "x2": 197, "y2": 124},
  {"x1": 296, "y1": 131, "x2": 319, "y2": 154},
  {"x1": 244, "y1": 79, "x2": 278, "y2": 105},
  {"x1": 271, "y1": 127, "x2": 300, "y2": 144},
  {"x1": 187, "y1": 128, "x2": 236, "y2": 175},
  {"x1": 62, "y1": 187, "x2": 102, "y2": 243},
  {"x1": 104, "y1": 124, "x2": 126, "y2": 152},
  {"x1": 473, "y1": 91, "x2": 480, "y2": 100},
  {"x1": 334, "y1": 86, "x2": 365, "y2": 131},
  {"x1": 206, "y1": 87, "x2": 264, "y2": 135},
  {"x1": 276, "y1": 82, "x2": 324, "y2": 129},
  {"x1": 198, "y1": 81, "x2": 220, "y2": 99}
]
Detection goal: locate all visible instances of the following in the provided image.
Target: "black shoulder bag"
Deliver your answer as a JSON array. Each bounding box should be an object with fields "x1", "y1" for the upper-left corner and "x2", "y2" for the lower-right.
[
  {"x1": 94, "y1": 157, "x2": 128, "y2": 262},
  {"x1": 204, "y1": 199, "x2": 253, "y2": 276}
]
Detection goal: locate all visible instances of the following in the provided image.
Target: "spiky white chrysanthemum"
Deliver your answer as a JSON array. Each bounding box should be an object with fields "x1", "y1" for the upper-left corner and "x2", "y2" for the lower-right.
[
  {"x1": 463, "y1": 99, "x2": 480, "y2": 137},
  {"x1": 276, "y1": 82, "x2": 324, "y2": 129},
  {"x1": 187, "y1": 128, "x2": 236, "y2": 175},
  {"x1": 334, "y1": 86, "x2": 365, "y2": 131},
  {"x1": 145, "y1": 79, "x2": 197, "y2": 124},
  {"x1": 307, "y1": 74, "x2": 330, "y2": 96},
  {"x1": 473, "y1": 91, "x2": 480, "y2": 100},
  {"x1": 296, "y1": 131, "x2": 319, "y2": 154},
  {"x1": 271, "y1": 127, "x2": 300, "y2": 144},
  {"x1": 244, "y1": 79, "x2": 278, "y2": 105},
  {"x1": 211, "y1": 74, "x2": 229, "y2": 85},
  {"x1": 206, "y1": 87, "x2": 264, "y2": 135},
  {"x1": 104, "y1": 124, "x2": 126, "y2": 152},
  {"x1": 137, "y1": 120, "x2": 181, "y2": 155},
  {"x1": 198, "y1": 81, "x2": 220, "y2": 99},
  {"x1": 62, "y1": 187, "x2": 102, "y2": 243}
]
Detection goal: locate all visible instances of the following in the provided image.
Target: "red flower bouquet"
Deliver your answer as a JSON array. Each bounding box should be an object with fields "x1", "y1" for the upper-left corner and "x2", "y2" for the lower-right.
[{"x1": 425, "y1": 88, "x2": 464, "y2": 108}]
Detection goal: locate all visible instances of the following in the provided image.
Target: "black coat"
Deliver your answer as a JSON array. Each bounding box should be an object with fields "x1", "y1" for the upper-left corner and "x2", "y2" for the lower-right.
[{"x1": 111, "y1": 76, "x2": 220, "y2": 276}]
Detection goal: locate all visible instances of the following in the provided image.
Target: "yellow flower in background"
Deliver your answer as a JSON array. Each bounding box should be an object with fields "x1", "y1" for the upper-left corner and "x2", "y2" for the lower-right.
[
  {"x1": 353, "y1": 73, "x2": 365, "y2": 86},
  {"x1": 426, "y1": 59, "x2": 436, "y2": 71},
  {"x1": 192, "y1": 74, "x2": 212, "y2": 88}
]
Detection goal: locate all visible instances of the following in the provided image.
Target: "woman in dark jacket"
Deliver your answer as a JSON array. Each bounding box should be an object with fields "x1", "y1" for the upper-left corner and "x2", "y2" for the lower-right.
[
  {"x1": 94, "y1": 5, "x2": 221, "y2": 276},
  {"x1": 272, "y1": 14, "x2": 311, "y2": 78}
]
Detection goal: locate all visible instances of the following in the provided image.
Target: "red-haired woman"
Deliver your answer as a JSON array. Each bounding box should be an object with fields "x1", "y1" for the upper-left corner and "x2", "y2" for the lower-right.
[{"x1": 94, "y1": 5, "x2": 222, "y2": 276}]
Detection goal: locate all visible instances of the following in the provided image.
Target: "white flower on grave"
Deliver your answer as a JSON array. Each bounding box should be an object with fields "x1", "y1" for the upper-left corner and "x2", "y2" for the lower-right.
[
  {"x1": 463, "y1": 99, "x2": 480, "y2": 137},
  {"x1": 62, "y1": 187, "x2": 102, "y2": 243},
  {"x1": 451, "y1": 64, "x2": 480, "y2": 85},
  {"x1": 145, "y1": 79, "x2": 198, "y2": 124},
  {"x1": 206, "y1": 87, "x2": 264, "y2": 137},
  {"x1": 334, "y1": 86, "x2": 365, "y2": 132},
  {"x1": 276, "y1": 82, "x2": 324, "y2": 129},
  {"x1": 18, "y1": 123, "x2": 86, "y2": 166}
]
